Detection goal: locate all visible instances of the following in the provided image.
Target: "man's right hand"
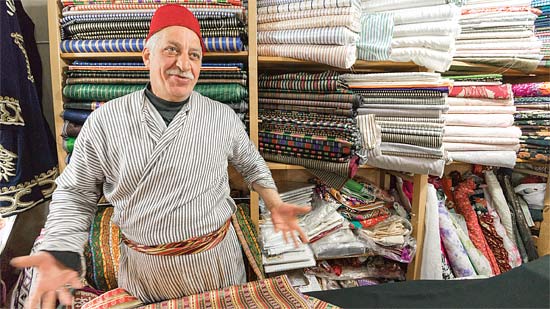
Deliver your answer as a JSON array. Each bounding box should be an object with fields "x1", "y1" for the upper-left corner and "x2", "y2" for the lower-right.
[{"x1": 11, "y1": 251, "x2": 83, "y2": 309}]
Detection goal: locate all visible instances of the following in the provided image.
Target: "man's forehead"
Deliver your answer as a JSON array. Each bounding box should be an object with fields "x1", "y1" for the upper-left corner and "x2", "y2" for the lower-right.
[{"x1": 159, "y1": 27, "x2": 202, "y2": 47}]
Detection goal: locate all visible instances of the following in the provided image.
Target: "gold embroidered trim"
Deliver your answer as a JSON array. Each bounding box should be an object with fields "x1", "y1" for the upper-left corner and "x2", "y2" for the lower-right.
[
  {"x1": 0, "y1": 167, "x2": 58, "y2": 215},
  {"x1": 6, "y1": 0, "x2": 15, "y2": 16},
  {"x1": 0, "y1": 96, "x2": 25, "y2": 125},
  {"x1": 11, "y1": 32, "x2": 35, "y2": 83},
  {"x1": 0, "y1": 144, "x2": 17, "y2": 182}
]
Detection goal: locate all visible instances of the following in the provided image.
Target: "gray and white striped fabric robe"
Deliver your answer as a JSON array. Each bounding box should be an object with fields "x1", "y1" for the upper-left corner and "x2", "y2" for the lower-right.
[{"x1": 40, "y1": 90, "x2": 277, "y2": 303}]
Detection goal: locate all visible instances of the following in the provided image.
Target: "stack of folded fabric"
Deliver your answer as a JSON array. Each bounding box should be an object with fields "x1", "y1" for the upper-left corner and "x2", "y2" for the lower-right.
[
  {"x1": 259, "y1": 181, "x2": 315, "y2": 214},
  {"x1": 258, "y1": 71, "x2": 377, "y2": 184},
  {"x1": 512, "y1": 82, "x2": 550, "y2": 163},
  {"x1": 360, "y1": 0, "x2": 463, "y2": 72},
  {"x1": 532, "y1": 0, "x2": 550, "y2": 67},
  {"x1": 444, "y1": 75, "x2": 520, "y2": 168},
  {"x1": 256, "y1": 0, "x2": 362, "y2": 68},
  {"x1": 59, "y1": 0, "x2": 246, "y2": 53},
  {"x1": 61, "y1": 61, "x2": 248, "y2": 162},
  {"x1": 454, "y1": 0, "x2": 542, "y2": 72},
  {"x1": 343, "y1": 72, "x2": 450, "y2": 176}
]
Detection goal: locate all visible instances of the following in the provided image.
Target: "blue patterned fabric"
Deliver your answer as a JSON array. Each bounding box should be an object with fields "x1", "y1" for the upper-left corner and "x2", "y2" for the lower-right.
[{"x1": 0, "y1": 0, "x2": 58, "y2": 217}]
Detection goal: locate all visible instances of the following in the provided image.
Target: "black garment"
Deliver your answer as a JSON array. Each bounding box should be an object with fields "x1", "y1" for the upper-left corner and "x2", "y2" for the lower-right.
[
  {"x1": 145, "y1": 84, "x2": 189, "y2": 126},
  {"x1": 306, "y1": 255, "x2": 550, "y2": 308}
]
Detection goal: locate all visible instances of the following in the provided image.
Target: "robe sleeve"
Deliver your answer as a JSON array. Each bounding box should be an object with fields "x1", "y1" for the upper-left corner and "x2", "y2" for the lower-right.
[
  {"x1": 228, "y1": 112, "x2": 277, "y2": 191},
  {"x1": 39, "y1": 113, "x2": 105, "y2": 254}
]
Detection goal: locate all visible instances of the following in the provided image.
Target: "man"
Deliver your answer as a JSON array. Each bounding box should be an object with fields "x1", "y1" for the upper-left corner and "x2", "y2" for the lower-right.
[{"x1": 11, "y1": 4, "x2": 309, "y2": 308}]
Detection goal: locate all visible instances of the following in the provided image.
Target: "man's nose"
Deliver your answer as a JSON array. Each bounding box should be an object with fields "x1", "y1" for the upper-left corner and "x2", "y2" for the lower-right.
[{"x1": 176, "y1": 53, "x2": 191, "y2": 71}]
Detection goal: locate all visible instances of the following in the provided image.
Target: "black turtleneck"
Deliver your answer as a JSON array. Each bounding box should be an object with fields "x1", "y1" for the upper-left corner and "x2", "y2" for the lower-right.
[{"x1": 145, "y1": 84, "x2": 190, "y2": 126}]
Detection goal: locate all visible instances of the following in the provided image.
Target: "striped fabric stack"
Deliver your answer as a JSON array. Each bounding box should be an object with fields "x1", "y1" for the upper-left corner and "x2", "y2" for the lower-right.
[
  {"x1": 258, "y1": 71, "x2": 365, "y2": 183},
  {"x1": 256, "y1": 0, "x2": 362, "y2": 69},
  {"x1": 360, "y1": 0, "x2": 463, "y2": 72},
  {"x1": 454, "y1": 0, "x2": 542, "y2": 72},
  {"x1": 343, "y1": 72, "x2": 450, "y2": 176},
  {"x1": 512, "y1": 82, "x2": 550, "y2": 164},
  {"x1": 444, "y1": 75, "x2": 520, "y2": 168},
  {"x1": 61, "y1": 61, "x2": 248, "y2": 162},
  {"x1": 59, "y1": 0, "x2": 247, "y2": 53},
  {"x1": 532, "y1": 0, "x2": 550, "y2": 67}
]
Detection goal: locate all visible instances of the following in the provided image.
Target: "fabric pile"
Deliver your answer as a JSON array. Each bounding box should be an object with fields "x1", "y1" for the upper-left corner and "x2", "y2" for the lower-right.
[
  {"x1": 533, "y1": 0, "x2": 550, "y2": 67},
  {"x1": 343, "y1": 72, "x2": 450, "y2": 176},
  {"x1": 360, "y1": 0, "x2": 463, "y2": 72},
  {"x1": 443, "y1": 75, "x2": 520, "y2": 168},
  {"x1": 61, "y1": 61, "x2": 248, "y2": 162},
  {"x1": 258, "y1": 71, "x2": 374, "y2": 185},
  {"x1": 59, "y1": 0, "x2": 247, "y2": 53},
  {"x1": 454, "y1": 0, "x2": 542, "y2": 72},
  {"x1": 256, "y1": 0, "x2": 362, "y2": 68},
  {"x1": 422, "y1": 168, "x2": 538, "y2": 280},
  {"x1": 512, "y1": 82, "x2": 550, "y2": 164}
]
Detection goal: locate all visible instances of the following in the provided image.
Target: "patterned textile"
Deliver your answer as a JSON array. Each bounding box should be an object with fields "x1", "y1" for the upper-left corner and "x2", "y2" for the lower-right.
[
  {"x1": 231, "y1": 204, "x2": 264, "y2": 280},
  {"x1": 259, "y1": 98, "x2": 353, "y2": 110},
  {"x1": 381, "y1": 133, "x2": 442, "y2": 148},
  {"x1": 357, "y1": 12, "x2": 393, "y2": 61},
  {"x1": 122, "y1": 218, "x2": 231, "y2": 256},
  {"x1": 1, "y1": 0, "x2": 58, "y2": 216},
  {"x1": 258, "y1": 27, "x2": 358, "y2": 45},
  {"x1": 62, "y1": 109, "x2": 92, "y2": 125},
  {"x1": 260, "y1": 147, "x2": 349, "y2": 162},
  {"x1": 61, "y1": 0, "x2": 242, "y2": 5},
  {"x1": 63, "y1": 137, "x2": 76, "y2": 153},
  {"x1": 257, "y1": 7, "x2": 358, "y2": 24},
  {"x1": 66, "y1": 78, "x2": 149, "y2": 84},
  {"x1": 259, "y1": 105, "x2": 353, "y2": 116},
  {"x1": 478, "y1": 212, "x2": 511, "y2": 273},
  {"x1": 66, "y1": 287, "x2": 103, "y2": 309},
  {"x1": 63, "y1": 21, "x2": 150, "y2": 38},
  {"x1": 259, "y1": 91, "x2": 359, "y2": 105},
  {"x1": 61, "y1": 12, "x2": 154, "y2": 25},
  {"x1": 447, "y1": 212, "x2": 493, "y2": 276},
  {"x1": 82, "y1": 276, "x2": 339, "y2": 309},
  {"x1": 62, "y1": 120, "x2": 83, "y2": 138},
  {"x1": 84, "y1": 206, "x2": 121, "y2": 291},
  {"x1": 194, "y1": 83, "x2": 248, "y2": 103},
  {"x1": 437, "y1": 201, "x2": 476, "y2": 278},
  {"x1": 262, "y1": 152, "x2": 355, "y2": 176},
  {"x1": 260, "y1": 123, "x2": 356, "y2": 141},
  {"x1": 259, "y1": 71, "x2": 344, "y2": 92},
  {"x1": 512, "y1": 82, "x2": 550, "y2": 97},
  {"x1": 450, "y1": 85, "x2": 512, "y2": 99},
  {"x1": 63, "y1": 84, "x2": 144, "y2": 101},
  {"x1": 60, "y1": 37, "x2": 243, "y2": 53},
  {"x1": 363, "y1": 96, "x2": 446, "y2": 105},
  {"x1": 453, "y1": 179, "x2": 501, "y2": 275},
  {"x1": 258, "y1": 15, "x2": 359, "y2": 32},
  {"x1": 258, "y1": 44, "x2": 356, "y2": 69},
  {"x1": 258, "y1": 0, "x2": 357, "y2": 14}
]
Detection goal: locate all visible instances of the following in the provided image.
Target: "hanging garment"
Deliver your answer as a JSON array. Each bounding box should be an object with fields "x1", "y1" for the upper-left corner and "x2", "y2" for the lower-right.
[{"x1": 0, "y1": 0, "x2": 58, "y2": 217}]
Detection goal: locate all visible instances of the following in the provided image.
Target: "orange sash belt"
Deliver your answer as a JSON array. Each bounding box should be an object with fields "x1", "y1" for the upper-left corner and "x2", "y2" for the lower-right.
[{"x1": 122, "y1": 218, "x2": 231, "y2": 256}]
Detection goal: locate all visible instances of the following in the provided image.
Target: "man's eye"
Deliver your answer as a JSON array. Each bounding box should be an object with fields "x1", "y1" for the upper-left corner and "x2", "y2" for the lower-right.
[
  {"x1": 165, "y1": 47, "x2": 178, "y2": 54},
  {"x1": 190, "y1": 53, "x2": 201, "y2": 60}
]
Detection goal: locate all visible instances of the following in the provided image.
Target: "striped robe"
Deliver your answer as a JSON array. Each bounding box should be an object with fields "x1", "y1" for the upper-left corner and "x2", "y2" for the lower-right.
[{"x1": 40, "y1": 90, "x2": 276, "y2": 303}]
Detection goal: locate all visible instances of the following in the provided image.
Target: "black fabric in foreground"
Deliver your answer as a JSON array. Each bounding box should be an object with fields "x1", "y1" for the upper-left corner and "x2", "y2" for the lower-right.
[{"x1": 306, "y1": 255, "x2": 550, "y2": 308}]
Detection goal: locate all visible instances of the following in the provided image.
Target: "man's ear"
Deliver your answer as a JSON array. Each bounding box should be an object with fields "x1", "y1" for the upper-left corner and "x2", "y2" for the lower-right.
[{"x1": 142, "y1": 48, "x2": 151, "y2": 68}]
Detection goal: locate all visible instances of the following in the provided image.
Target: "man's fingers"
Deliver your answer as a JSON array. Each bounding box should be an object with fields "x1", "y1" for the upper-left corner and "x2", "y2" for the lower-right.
[
  {"x1": 293, "y1": 205, "x2": 312, "y2": 215},
  {"x1": 296, "y1": 225, "x2": 309, "y2": 244},
  {"x1": 69, "y1": 276, "x2": 84, "y2": 289},
  {"x1": 42, "y1": 291, "x2": 57, "y2": 309},
  {"x1": 281, "y1": 228, "x2": 289, "y2": 244},
  {"x1": 11, "y1": 255, "x2": 41, "y2": 268},
  {"x1": 291, "y1": 231, "x2": 300, "y2": 248},
  {"x1": 57, "y1": 287, "x2": 74, "y2": 306}
]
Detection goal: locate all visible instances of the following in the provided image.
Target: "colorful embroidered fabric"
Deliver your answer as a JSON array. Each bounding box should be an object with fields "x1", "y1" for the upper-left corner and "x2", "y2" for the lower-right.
[
  {"x1": 82, "y1": 276, "x2": 340, "y2": 309},
  {"x1": 512, "y1": 82, "x2": 550, "y2": 97}
]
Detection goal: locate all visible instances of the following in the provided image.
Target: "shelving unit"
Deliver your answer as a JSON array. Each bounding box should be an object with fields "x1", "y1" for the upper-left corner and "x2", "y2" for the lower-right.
[{"x1": 47, "y1": 0, "x2": 549, "y2": 282}]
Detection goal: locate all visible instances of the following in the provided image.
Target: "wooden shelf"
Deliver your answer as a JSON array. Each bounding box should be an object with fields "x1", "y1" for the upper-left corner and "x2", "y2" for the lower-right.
[
  {"x1": 60, "y1": 51, "x2": 249, "y2": 60},
  {"x1": 258, "y1": 56, "x2": 421, "y2": 72}
]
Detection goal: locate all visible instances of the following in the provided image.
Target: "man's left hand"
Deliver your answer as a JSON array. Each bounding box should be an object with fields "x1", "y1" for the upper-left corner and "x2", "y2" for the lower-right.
[{"x1": 270, "y1": 203, "x2": 311, "y2": 247}]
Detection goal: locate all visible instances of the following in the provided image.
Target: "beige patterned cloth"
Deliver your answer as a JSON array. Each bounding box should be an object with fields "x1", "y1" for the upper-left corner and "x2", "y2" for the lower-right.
[{"x1": 258, "y1": 44, "x2": 356, "y2": 69}]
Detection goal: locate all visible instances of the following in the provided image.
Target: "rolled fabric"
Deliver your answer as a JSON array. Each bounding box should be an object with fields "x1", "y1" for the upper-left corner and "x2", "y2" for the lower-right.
[
  {"x1": 449, "y1": 213, "x2": 493, "y2": 276},
  {"x1": 438, "y1": 201, "x2": 477, "y2": 278},
  {"x1": 421, "y1": 185, "x2": 443, "y2": 280}
]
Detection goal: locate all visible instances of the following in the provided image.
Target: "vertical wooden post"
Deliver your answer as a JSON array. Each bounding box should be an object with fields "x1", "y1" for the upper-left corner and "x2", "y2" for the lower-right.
[
  {"x1": 537, "y1": 169, "x2": 550, "y2": 256},
  {"x1": 47, "y1": 0, "x2": 67, "y2": 172},
  {"x1": 407, "y1": 173, "x2": 428, "y2": 280}
]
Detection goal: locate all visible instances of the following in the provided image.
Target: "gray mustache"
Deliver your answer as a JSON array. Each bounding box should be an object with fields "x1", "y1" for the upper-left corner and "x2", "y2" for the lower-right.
[{"x1": 166, "y1": 69, "x2": 195, "y2": 79}]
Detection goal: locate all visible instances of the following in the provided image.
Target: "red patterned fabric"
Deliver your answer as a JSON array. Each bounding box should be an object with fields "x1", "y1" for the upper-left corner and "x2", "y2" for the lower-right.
[
  {"x1": 450, "y1": 85, "x2": 512, "y2": 99},
  {"x1": 453, "y1": 178, "x2": 501, "y2": 275}
]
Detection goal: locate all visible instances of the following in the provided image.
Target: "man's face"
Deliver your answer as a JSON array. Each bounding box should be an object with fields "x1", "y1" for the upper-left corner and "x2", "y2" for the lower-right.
[{"x1": 143, "y1": 26, "x2": 202, "y2": 102}]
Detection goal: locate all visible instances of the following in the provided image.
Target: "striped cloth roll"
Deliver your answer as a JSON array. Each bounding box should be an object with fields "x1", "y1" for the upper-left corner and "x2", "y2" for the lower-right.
[
  {"x1": 60, "y1": 37, "x2": 243, "y2": 53},
  {"x1": 257, "y1": 6, "x2": 359, "y2": 24},
  {"x1": 258, "y1": 27, "x2": 359, "y2": 45},
  {"x1": 258, "y1": 15, "x2": 360, "y2": 32},
  {"x1": 258, "y1": 0, "x2": 358, "y2": 15},
  {"x1": 258, "y1": 44, "x2": 356, "y2": 69}
]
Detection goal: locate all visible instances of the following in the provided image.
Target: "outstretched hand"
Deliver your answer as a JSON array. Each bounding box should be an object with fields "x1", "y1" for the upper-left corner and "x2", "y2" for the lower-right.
[
  {"x1": 11, "y1": 252, "x2": 83, "y2": 309},
  {"x1": 270, "y1": 202, "x2": 311, "y2": 247}
]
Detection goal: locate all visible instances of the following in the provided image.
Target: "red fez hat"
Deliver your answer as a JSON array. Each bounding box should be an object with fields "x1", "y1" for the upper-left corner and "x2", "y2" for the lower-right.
[{"x1": 146, "y1": 4, "x2": 206, "y2": 53}]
